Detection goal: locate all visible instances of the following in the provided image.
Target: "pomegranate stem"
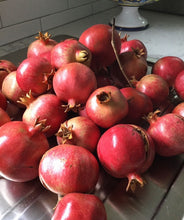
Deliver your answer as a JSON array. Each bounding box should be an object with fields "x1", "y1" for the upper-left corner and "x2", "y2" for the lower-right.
[{"x1": 111, "y1": 17, "x2": 133, "y2": 88}]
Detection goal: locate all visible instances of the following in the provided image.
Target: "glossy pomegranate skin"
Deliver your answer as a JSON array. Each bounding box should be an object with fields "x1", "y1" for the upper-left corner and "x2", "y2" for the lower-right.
[
  {"x1": 52, "y1": 193, "x2": 107, "y2": 220},
  {"x1": 147, "y1": 113, "x2": 184, "y2": 156},
  {"x1": 97, "y1": 124, "x2": 150, "y2": 178},
  {"x1": 27, "y1": 32, "x2": 57, "y2": 64},
  {"x1": 120, "y1": 87, "x2": 153, "y2": 124},
  {"x1": 22, "y1": 94, "x2": 67, "y2": 137},
  {"x1": 51, "y1": 38, "x2": 92, "y2": 69},
  {"x1": 16, "y1": 57, "x2": 53, "y2": 96},
  {"x1": 39, "y1": 144, "x2": 99, "y2": 195},
  {"x1": 2, "y1": 71, "x2": 27, "y2": 107},
  {"x1": 120, "y1": 38, "x2": 147, "y2": 59},
  {"x1": 79, "y1": 24, "x2": 121, "y2": 71},
  {"x1": 174, "y1": 70, "x2": 184, "y2": 100},
  {"x1": 172, "y1": 102, "x2": 184, "y2": 117},
  {"x1": 152, "y1": 56, "x2": 184, "y2": 87},
  {"x1": 135, "y1": 74, "x2": 169, "y2": 108},
  {"x1": 0, "y1": 59, "x2": 17, "y2": 89},
  {"x1": 0, "y1": 91, "x2": 8, "y2": 110},
  {"x1": 86, "y1": 85, "x2": 128, "y2": 128},
  {"x1": 53, "y1": 62, "x2": 97, "y2": 109},
  {"x1": 56, "y1": 116, "x2": 101, "y2": 153},
  {"x1": 0, "y1": 121, "x2": 50, "y2": 182}
]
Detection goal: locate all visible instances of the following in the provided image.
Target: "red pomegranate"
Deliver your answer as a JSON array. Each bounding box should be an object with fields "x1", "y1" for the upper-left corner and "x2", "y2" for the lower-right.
[
  {"x1": 53, "y1": 62, "x2": 97, "y2": 112},
  {"x1": 97, "y1": 124, "x2": 155, "y2": 192},
  {"x1": 39, "y1": 144, "x2": 99, "y2": 195},
  {"x1": 27, "y1": 32, "x2": 57, "y2": 64},
  {"x1": 0, "y1": 120, "x2": 50, "y2": 182},
  {"x1": 52, "y1": 193, "x2": 107, "y2": 220},
  {"x1": 51, "y1": 38, "x2": 92, "y2": 69},
  {"x1": 174, "y1": 70, "x2": 184, "y2": 100},
  {"x1": 0, "y1": 107, "x2": 11, "y2": 126},
  {"x1": 152, "y1": 56, "x2": 184, "y2": 87},
  {"x1": 79, "y1": 24, "x2": 121, "y2": 71},
  {"x1": 86, "y1": 85, "x2": 128, "y2": 128},
  {"x1": 22, "y1": 93, "x2": 67, "y2": 137},
  {"x1": 56, "y1": 116, "x2": 101, "y2": 153}
]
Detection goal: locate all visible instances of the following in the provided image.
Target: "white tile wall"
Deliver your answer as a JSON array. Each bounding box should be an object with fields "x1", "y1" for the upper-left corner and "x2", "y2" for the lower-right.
[{"x1": 0, "y1": 0, "x2": 117, "y2": 46}]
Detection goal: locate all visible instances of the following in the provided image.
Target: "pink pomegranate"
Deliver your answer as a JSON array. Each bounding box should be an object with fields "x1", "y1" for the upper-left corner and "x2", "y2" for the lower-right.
[
  {"x1": 39, "y1": 144, "x2": 99, "y2": 195},
  {"x1": 51, "y1": 38, "x2": 92, "y2": 69},
  {"x1": 52, "y1": 193, "x2": 107, "y2": 220},
  {"x1": 0, "y1": 120, "x2": 50, "y2": 182},
  {"x1": 172, "y1": 102, "x2": 184, "y2": 117},
  {"x1": 174, "y1": 70, "x2": 184, "y2": 100}
]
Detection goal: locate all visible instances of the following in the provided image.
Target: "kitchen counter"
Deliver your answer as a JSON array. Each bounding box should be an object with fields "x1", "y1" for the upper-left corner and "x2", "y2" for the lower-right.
[{"x1": 1, "y1": 8, "x2": 184, "y2": 220}]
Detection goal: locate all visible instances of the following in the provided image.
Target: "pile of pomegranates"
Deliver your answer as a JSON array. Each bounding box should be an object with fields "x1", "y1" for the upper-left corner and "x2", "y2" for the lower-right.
[{"x1": 0, "y1": 24, "x2": 184, "y2": 219}]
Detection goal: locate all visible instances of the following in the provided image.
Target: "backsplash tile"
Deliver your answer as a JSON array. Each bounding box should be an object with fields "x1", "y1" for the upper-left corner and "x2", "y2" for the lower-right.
[
  {"x1": 41, "y1": 4, "x2": 93, "y2": 31},
  {"x1": 68, "y1": 0, "x2": 95, "y2": 8}
]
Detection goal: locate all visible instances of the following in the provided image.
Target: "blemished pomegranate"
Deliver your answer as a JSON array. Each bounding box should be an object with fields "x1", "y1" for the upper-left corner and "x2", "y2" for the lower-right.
[
  {"x1": 86, "y1": 85, "x2": 128, "y2": 128},
  {"x1": 174, "y1": 70, "x2": 184, "y2": 100},
  {"x1": 27, "y1": 32, "x2": 57, "y2": 64},
  {"x1": 2, "y1": 71, "x2": 27, "y2": 108},
  {"x1": 79, "y1": 24, "x2": 121, "y2": 71},
  {"x1": 53, "y1": 62, "x2": 97, "y2": 112},
  {"x1": 135, "y1": 74, "x2": 169, "y2": 108},
  {"x1": 147, "y1": 112, "x2": 184, "y2": 157},
  {"x1": 21, "y1": 93, "x2": 67, "y2": 137},
  {"x1": 0, "y1": 120, "x2": 50, "y2": 182},
  {"x1": 109, "y1": 50, "x2": 148, "y2": 85},
  {"x1": 16, "y1": 56, "x2": 54, "y2": 96},
  {"x1": 0, "y1": 59, "x2": 17, "y2": 89},
  {"x1": 56, "y1": 116, "x2": 101, "y2": 153},
  {"x1": 120, "y1": 34, "x2": 147, "y2": 59},
  {"x1": 52, "y1": 193, "x2": 107, "y2": 220},
  {"x1": 120, "y1": 87, "x2": 153, "y2": 124},
  {"x1": 39, "y1": 144, "x2": 99, "y2": 195},
  {"x1": 97, "y1": 124, "x2": 155, "y2": 192},
  {"x1": 152, "y1": 56, "x2": 184, "y2": 87},
  {"x1": 51, "y1": 38, "x2": 92, "y2": 69}
]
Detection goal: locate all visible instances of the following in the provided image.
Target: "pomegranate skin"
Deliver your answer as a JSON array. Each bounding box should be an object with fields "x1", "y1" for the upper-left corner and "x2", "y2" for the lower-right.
[
  {"x1": 147, "y1": 113, "x2": 184, "y2": 156},
  {"x1": 51, "y1": 38, "x2": 92, "y2": 69},
  {"x1": 174, "y1": 70, "x2": 184, "y2": 100},
  {"x1": 39, "y1": 144, "x2": 99, "y2": 195},
  {"x1": 97, "y1": 124, "x2": 150, "y2": 178},
  {"x1": 0, "y1": 121, "x2": 50, "y2": 182},
  {"x1": 52, "y1": 193, "x2": 107, "y2": 220},
  {"x1": 136, "y1": 74, "x2": 169, "y2": 108},
  {"x1": 53, "y1": 62, "x2": 97, "y2": 110},
  {"x1": 56, "y1": 116, "x2": 101, "y2": 153},
  {"x1": 172, "y1": 102, "x2": 184, "y2": 117},
  {"x1": 152, "y1": 56, "x2": 184, "y2": 87},
  {"x1": 0, "y1": 107, "x2": 11, "y2": 126},
  {"x1": 79, "y1": 24, "x2": 121, "y2": 71},
  {"x1": 86, "y1": 85, "x2": 128, "y2": 128},
  {"x1": 22, "y1": 94, "x2": 67, "y2": 137}
]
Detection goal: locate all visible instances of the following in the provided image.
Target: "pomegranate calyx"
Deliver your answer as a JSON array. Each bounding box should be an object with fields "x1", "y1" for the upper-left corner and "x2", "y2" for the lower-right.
[
  {"x1": 31, "y1": 117, "x2": 51, "y2": 134},
  {"x1": 132, "y1": 47, "x2": 145, "y2": 58},
  {"x1": 121, "y1": 33, "x2": 129, "y2": 42},
  {"x1": 17, "y1": 90, "x2": 36, "y2": 107},
  {"x1": 146, "y1": 110, "x2": 161, "y2": 123},
  {"x1": 62, "y1": 103, "x2": 83, "y2": 113},
  {"x1": 75, "y1": 50, "x2": 90, "y2": 64},
  {"x1": 96, "y1": 91, "x2": 111, "y2": 104},
  {"x1": 126, "y1": 173, "x2": 145, "y2": 192},
  {"x1": 56, "y1": 123, "x2": 73, "y2": 144},
  {"x1": 35, "y1": 31, "x2": 52, "y2": 43},
  {"x1": 42, "y1": 69, "x2": 55, "y2": 91}
]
